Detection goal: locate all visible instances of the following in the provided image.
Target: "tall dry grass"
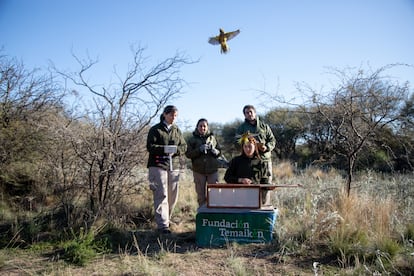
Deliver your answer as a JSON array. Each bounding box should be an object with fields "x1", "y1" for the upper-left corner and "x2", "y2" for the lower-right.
[
  {"x1": 269, "y1": 162, "x2": 413, "y2": 273},
  {"x1": 1, "y1": 162, "x2": 413, "y2": 275}
]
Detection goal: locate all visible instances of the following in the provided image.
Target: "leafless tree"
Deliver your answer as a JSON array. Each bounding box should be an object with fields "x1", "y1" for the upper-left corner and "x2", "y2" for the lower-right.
[
  {"x1": 55, "y1": 46, "x2": 193, "y2": 216},
  {"x1": 0, "y1": 55, "x2": 63, "y2": 127},
  {"x1": 0, "y1": 54, "x2": 65, "y2": 197},
  {"x1": 300, "y1": 64, "x2": 410, "y2": 195}
]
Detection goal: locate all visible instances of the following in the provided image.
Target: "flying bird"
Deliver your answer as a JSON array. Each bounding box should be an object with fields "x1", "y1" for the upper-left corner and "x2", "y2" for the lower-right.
[{"x1": 208, "y1": 28, "x2": 240, "y2": 54}]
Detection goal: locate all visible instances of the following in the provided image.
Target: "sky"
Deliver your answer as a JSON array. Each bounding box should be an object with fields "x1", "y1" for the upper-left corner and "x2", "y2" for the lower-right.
[{"x1": 1, "y1": 0, "x2": 414, "y2": 131}]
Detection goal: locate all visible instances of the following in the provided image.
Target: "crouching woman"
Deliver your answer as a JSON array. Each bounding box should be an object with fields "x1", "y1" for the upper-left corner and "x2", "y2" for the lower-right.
[{"x1": 224, "y1": 133, "x2": 271, "y2": 205}]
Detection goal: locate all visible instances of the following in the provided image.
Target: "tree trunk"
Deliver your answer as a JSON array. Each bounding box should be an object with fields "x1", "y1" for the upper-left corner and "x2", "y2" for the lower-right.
[{"x1": 346, "y1": 155, "x2": 355, "y2": 196}]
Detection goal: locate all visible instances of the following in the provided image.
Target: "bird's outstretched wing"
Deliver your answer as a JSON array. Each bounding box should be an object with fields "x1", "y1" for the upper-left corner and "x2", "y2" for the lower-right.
[
  {"x1": 226, "y1": 29, "x2": 240, "y2": 41},
  {"x1": 208, "y1": 36, "x2": 220, "y2": 45}
]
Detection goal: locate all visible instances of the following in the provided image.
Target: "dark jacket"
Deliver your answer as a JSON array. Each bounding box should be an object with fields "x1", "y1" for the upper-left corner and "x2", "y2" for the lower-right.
[
  {"x1": 236, "y1": 116, "x2": 276, "y2": 162},
  {"x1": 224, "y1": 153, "x2": 269, "y2": 184},
  {"x1": 146, "y1": 122, "x2": 187, "y2": 170},
  {"x1": 185, "y1": 130, "x2": 221, "y2": 174}
]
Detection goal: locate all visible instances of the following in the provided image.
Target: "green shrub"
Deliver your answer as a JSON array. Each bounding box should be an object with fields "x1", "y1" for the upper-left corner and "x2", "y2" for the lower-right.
[
  {"x1": 28, "y1": 241, "x2": 54, "y2": 253},
  {"x1": 362, "y1": 237, "x2": 403, "y2": 273},
  {"x1": 404, "y1": 223, "x2": 414, "y2": 241},
  {"x1": 62, "y1": 228, "x2": 109, "y2": 266},
  {"x1": 376, "y1": 237, "x2": 401, "y2": 258},
  {"x1": 328, "y1": 227, "x2": 368, "y2": 262}
]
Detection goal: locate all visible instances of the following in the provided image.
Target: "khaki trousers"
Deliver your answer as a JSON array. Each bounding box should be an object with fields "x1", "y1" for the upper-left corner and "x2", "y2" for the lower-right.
[
  {"x1": 192, "y1": 171, "x2": 218, "y2": 207},
  {"x1": 148, "y1": 167, "x2": 180, "y2": 230}
]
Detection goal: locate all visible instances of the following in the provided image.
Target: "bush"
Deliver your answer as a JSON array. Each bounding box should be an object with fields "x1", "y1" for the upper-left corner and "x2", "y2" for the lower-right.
[
  {"x1": 62, "y1": 227, "x2": 109, "y2": 266},
  {"x1": 328, "y1": 227, "x2": 369, "y2": 262},
  {"x1": 404, "y1": 223, "x2": 414, "y2": 241},
  {"x1": 376, "y1": 237, "x2": 402, "y2": 259}
]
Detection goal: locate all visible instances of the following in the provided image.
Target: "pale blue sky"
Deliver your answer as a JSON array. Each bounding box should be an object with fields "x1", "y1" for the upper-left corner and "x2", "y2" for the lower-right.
[{"x1": 1, "y1": 0, "x2": 414, "y2": 130}]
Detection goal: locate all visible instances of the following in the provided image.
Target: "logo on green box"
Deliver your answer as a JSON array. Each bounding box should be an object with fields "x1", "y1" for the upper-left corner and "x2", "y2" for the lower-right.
[{"x1": 196, "y1": 210, "x2": 277, "y2": 247}]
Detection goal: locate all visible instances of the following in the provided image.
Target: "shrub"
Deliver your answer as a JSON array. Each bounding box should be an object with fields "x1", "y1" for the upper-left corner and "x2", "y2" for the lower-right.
[
  {"x1": 376, "y1": 237, "x2": 401, "y2": 259},
  {"x1": 62, "y1": 227, "x2": 109, "y2": 266},
  {"x1": 328, "y1": 226, "x2": 368, "y2": 261},
  {"x1": 404, "y1": 223, "x2": 414, "y2": 241}
]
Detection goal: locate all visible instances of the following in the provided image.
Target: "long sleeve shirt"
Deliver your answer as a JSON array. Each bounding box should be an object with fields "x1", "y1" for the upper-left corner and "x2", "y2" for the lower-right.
[
  {"x1": 224, "y1": 154, "x2": 269, "y2": 184},
  {"x1": 146, "y1": 122, "x2": 187, "y2": 170}
]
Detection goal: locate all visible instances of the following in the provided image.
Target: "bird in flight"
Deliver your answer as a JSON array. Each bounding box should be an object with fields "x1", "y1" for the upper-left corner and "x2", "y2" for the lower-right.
[{"x1": 208, "y1": 28, "x2": 240, "y2": 54}]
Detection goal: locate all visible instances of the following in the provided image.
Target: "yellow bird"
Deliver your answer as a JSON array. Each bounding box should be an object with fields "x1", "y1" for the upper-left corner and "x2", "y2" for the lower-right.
[{"x1": 208, "y1": 28, "x2": 240, "y2": 54}]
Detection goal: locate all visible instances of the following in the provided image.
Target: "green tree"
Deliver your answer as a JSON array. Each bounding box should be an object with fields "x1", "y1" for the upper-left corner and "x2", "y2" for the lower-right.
[
  {"x1": 264, "y1": 107, "x2": 305, "y2": 160},
  {"x1": 391, "y1": 93, "x2": 414, "y2": 171},
  {"x1": 220, "y1": 120, "x2": 243, "y2": 159}
]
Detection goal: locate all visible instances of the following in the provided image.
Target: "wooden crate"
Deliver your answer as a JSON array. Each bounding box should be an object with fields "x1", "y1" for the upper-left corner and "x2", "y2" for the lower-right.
[{"x1": 207, "y1": 183, "x2": 262, "y2": 209}]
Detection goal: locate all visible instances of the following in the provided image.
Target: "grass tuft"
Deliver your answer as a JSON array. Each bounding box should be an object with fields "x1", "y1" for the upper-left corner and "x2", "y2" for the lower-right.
[{"x1": 62, "y1": 226, "x2": 109, "y2": 266}]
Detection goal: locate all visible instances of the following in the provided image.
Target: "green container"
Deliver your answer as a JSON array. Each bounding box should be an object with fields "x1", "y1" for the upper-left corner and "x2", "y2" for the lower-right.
[{"x1": 196, "y1": 206, "x2": 278, "y2": 247}]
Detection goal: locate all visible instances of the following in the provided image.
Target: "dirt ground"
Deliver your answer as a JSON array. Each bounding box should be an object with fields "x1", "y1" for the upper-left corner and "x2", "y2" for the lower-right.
[{"x1": 1, "y1": 226, "x2": 333, "y2": 276}]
